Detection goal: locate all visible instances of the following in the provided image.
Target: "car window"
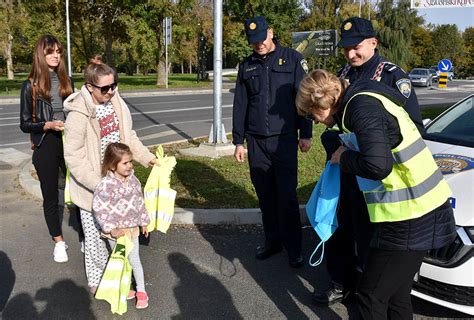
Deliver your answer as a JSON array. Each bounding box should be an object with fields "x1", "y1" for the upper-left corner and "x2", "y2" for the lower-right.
[
  {"x1": 411, "y1": 69, "x2": 428, "y2": 75},
  {"x1": 424, "y1": 96, "x2": 474, "y2": 148}
]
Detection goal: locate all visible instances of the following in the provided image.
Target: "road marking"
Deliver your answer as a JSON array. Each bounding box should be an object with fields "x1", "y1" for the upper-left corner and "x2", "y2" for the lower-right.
[
  {"x1": 127, "y1": 99, "x2": 201, "y2": 106},
  {"x1": 0, "y1": 141, "x2": 30, "y2": 147},
  {"x1": 139, "y1": 130, "x2": 181, "y2": 141},
  {"x1": 0, "y1": 147, "x2": 31, "y2": 166},
  {"x1": 130, "y1": 104, "x2": 232, "y2": 116},
  {"x1": 135, "y1": 117, "x2": 232, "y2": 132}
]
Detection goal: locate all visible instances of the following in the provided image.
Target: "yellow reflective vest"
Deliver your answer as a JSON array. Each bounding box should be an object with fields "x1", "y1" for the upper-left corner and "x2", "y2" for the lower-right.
[
  {"x1": 144, "y1": 145, "x2": 177, "y2": 233},
  {"x1": 95, "y1": 236, "x2": 133, "y2": 315},
  {"x1": 342, "y1": 92, "x2": 452, "y2": 223}
]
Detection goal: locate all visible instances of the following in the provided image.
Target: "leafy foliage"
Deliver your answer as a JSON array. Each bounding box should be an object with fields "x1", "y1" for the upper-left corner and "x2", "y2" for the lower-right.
[{"x1": 1, "y1": 0, "x2": 473, "y2": 79}]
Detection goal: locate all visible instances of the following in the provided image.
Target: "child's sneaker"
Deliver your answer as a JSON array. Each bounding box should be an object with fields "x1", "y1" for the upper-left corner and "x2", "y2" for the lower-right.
[
  {"x1": 80, "y1": 240, "x2": 85, "y2": 253},
  {"x1": 127, "y1": 290, "x2": 136, "y2": 300},
  {"x1": 53, "y1": 241, "x2": 68, "y2": 263},
  {"x1": 136, "y1": 291, "x2": 148, "y2": 309}
]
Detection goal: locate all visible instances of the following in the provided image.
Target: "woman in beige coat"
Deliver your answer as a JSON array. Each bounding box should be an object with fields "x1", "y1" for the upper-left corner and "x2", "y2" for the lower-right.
[{"x1": 64, "y1": 62, "x2": 156, "y2": 294}]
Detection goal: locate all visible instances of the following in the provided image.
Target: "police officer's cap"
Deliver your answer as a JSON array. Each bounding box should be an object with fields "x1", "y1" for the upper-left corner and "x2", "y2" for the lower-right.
[
  {"x1": 244, "y1": 16, "x2": 269, "y2": 44},
  {"x1": 339, "y1": 17, "x2": 376, "y2": 47}
]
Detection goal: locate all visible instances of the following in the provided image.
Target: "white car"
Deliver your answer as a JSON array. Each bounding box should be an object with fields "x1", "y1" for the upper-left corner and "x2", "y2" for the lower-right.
[{"x1": 411, "y1": 94, "x2": 474, "y2": 315}]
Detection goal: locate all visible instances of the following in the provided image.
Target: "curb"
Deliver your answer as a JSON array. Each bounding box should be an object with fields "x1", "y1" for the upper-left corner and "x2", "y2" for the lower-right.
[{"x1": 19, "y1": 161, "x2": 309, "y2": 225}]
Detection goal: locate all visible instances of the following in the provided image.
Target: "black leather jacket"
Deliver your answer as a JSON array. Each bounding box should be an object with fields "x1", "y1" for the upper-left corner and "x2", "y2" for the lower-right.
[{"x1": 20, "y1": 79, "x2": 72, "y2": 147}]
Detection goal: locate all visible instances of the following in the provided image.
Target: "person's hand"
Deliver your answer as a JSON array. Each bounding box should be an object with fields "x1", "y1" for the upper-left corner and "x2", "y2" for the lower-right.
[
  {"x1": 149, "y1": 158, "x2": 163, "y2": 167},
  {"x1": 299, "y1": 139, "x2": 312, "y2": 152},
  {"x1": 234, "y1": 145, "x2": 245, "y2": 163},
  {"x1": 330, "y1": 145, "x2": 347, "y2": 164},
  {"x1": 110, "y1": 228, "x2": 124, "y2": 239},
  {"x1": 141, "y1": 226, "x2": 149, "y2": 238},
  {"x1": 44, "y1": 120, "x2": 65, "y2": 132}
]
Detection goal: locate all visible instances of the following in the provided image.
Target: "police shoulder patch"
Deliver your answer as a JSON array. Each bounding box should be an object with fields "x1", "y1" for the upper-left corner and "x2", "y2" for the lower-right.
[
  {"x1": 396, "y1": 78, "x2": 411, "y2": 98},
  {"x1": 300, "y1": 59, "x2": 309, "y2": 74}
]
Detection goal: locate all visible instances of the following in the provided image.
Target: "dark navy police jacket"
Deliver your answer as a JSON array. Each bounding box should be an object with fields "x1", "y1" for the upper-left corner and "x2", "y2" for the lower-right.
[
  {"x1": 232, "y1": 40, "x2": 312, "y2": 145},
  {"x1": 338, "y1": 51, "x2": 424, "y2": 134}
]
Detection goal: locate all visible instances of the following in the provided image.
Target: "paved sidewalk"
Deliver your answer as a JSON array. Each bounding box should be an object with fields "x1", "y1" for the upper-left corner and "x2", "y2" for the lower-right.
[{"x1": 1, "y1": 160, "x2": 357, "y2": 319}]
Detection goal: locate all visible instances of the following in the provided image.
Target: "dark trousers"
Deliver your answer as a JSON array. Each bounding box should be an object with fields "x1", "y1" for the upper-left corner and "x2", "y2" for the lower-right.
[
  {"x1": 246, "y1": 133, "x2": 302, "y2": 258},
  {"x1": 325, "y1": 171, "x2": 373, "y2": 291},
  {"x1": 32, "y1": 131, "x2": 66, "y2": 238},
  {"x1": 357, "y1": 248, "x2": 426, "y2": 320}
]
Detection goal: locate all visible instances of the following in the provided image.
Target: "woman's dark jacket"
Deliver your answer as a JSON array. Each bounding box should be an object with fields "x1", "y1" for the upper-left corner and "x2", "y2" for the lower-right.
[
  {"x1": 335, "y1": 79, "x2": 456, "y2": 251},
  {"x1": 20, "y1": 78, "x2": 73, "y2": 147}
]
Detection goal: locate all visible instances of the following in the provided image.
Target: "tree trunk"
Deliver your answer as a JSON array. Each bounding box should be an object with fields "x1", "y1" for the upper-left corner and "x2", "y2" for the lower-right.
[
  {"x1": 181, "y1": 61, "x2": 184, "y2": 74},
  {"x1": 6, "y1": 31, "x2": 14, "y2": 80},
  {"x1": 156, "y1": 60, "x2": 166, "y2": 86},
  {"x1": 189, "y1": 59, "x2": 192, "y2": 74}
]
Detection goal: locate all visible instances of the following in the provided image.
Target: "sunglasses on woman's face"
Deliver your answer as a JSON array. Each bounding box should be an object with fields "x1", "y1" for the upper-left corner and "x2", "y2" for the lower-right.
[{"x1": 89, "y1": 82, "x2": 117, "y2": 94}]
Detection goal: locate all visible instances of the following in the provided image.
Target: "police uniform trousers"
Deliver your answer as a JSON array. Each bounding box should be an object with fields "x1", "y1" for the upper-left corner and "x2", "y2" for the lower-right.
[
  {"x1": 32, "y1": 131, "x2": 66, "y2": 238},
  {"x1": 246, "y1": 132, "x2": 302, "y2": 258}
]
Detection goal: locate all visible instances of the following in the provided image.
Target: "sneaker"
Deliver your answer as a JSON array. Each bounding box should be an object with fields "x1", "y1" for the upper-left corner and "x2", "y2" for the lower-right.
[
  {"x1": 53, "y1": 241, "x2": 68, "y2": 263},
  {"x1": 80, "y1": 240, "x2": 85, "y2": 253},
  {"x1": 136, "y1": 291, "x2": 149, "y2": 309},
  {"x1": 312, "y1": 287, "x2": 344, "y2": 306},
  {"x1": 127, "y1": 290, "x2": 136, "y2": 300}
]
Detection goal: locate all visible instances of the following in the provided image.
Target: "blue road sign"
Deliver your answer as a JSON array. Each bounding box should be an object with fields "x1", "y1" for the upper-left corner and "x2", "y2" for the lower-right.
[{"x1": 438, "y1": 59, "x2": 453, "y2": 72}]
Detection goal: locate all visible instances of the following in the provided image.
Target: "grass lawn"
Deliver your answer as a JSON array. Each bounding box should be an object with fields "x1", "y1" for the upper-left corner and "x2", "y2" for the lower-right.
[
  {"x1": 133, "y1": 107, "x2": 446, "y2": 209},
  {"x1": 0, "y1": 73, "x2": 211, "y2": 96},
  {"x1": 134, "y1": 126, "x2": 326, "y2": 209}
]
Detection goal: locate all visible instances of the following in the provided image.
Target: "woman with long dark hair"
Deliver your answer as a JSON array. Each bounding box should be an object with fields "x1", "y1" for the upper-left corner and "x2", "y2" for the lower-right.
[{"x1": 20, "y1": 35, "x2": 74, "y2": 263}]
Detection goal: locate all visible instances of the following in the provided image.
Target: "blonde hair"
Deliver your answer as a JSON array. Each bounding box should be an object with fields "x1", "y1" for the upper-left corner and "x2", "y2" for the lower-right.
[
  {"x1": 101, "y1": 143, "x2": 132, "y2": 177},
  {"x1": 84, "y1": 62, "x2": 115, "y2": 85},
  {"x1": 296, "y1": 69, "x2": 348, "y2": 117}
]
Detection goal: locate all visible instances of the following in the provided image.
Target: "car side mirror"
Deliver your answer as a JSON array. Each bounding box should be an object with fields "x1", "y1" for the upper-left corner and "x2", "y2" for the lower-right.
[{"x1": 423, "y1": 118, "x2": 431, "y2": 127}]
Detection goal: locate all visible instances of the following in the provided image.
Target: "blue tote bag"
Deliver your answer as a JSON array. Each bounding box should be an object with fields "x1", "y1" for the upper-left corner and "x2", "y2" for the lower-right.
[{"x1": 306, "y1": 161, "x2": 341, "y2": 266}]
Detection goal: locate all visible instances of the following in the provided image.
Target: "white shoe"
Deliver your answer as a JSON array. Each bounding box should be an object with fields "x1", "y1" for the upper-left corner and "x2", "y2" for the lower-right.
[
  {"x1": 80, "y1": 240, "x2": 85, "y2": 254},
  {"x1": 53, "y1": 241, "x2": 68, "y2": 263}
]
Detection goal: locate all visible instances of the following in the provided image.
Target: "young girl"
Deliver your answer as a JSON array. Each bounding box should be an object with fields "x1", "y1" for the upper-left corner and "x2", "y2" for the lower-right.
[{"x1": 92, "y1": 142, "x2": 150, "y2": 309}]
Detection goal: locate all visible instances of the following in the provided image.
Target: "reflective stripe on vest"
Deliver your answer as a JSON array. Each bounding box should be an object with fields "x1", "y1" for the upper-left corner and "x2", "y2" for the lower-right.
[
  {"x1": 341, "y1": 92, "x2": 452, "y2": 222},
  {"x1": 95, "y1": 236, "x2": 133, "y2": 315}
]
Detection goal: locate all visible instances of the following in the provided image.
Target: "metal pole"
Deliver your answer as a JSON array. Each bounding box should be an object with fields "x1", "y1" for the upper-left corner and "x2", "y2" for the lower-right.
[
  {"x1": 164, "y1": 18, "x2": 169, "y2": 89},
  {"x1": 359, "y1": 0, "x2": 362, "y2": 17},
  {"x1": 213, "y1": 0, "x2": 223, "y2": 143},
  {"x1": 65, "y1": 0, "x2": 72, "y2": 76}
]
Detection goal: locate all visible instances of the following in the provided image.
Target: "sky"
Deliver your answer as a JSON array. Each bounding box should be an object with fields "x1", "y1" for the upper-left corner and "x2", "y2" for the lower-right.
[{"x1": 413, "y1": 7, "x2": 474, "y2": 31}]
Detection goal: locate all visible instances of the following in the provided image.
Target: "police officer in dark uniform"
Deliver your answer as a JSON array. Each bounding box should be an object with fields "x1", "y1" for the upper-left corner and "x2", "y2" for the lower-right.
[
  {"x1": 232, "y1": 16, "x2": 312, "y2": 268},
  {"x1": 313, "y1": 17, "x2": 424, "y2": 305}
]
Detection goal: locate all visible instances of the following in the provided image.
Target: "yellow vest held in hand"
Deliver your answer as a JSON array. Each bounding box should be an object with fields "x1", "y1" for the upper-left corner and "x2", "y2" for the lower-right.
[
  {"x1": 95, "y1": 236, "x2": 133, "y2": 315},
  {"x1": 144, "y1": 145, "x2": 177, "y2": 233},
  {"x1": 342, "y1": 92, "x2": 452, "y2": 222}
]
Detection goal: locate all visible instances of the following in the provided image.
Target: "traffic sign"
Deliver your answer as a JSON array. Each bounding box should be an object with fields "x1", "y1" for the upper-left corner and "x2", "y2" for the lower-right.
[{"x1": 438, "y1": 59, "x2": 453, "y2": 72}]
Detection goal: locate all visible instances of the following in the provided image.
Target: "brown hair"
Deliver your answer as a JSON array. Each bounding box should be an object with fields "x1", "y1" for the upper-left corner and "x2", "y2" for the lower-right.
[
  {"x1": 84, "y1": 62, "x2": 116, "y2": 85},
  {"x1": 101, "y1": 142, "x2": 133, "y2": 177},
  {"x1": 28, "y1": 34, "x2": 73, "y2": 99},
  {"x1": 296, "y1": 69, "x2": 348, "y2": 117}
]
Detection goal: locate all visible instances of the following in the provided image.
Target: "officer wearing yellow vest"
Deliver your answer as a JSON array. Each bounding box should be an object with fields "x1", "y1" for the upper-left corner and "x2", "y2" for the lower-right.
[
  {"x1": 315, "y1": 17, "x2": 425, "y2": 306},
  {"x1": 296, "y1": 69, "x2": 456, "y2": 319}
]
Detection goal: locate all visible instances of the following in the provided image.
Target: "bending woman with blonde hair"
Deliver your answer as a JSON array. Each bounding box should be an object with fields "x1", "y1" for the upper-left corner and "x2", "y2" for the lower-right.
[
  {"x1": 20, "y1": 34, "x2": 74, "y2": 263},
  {"x1": 63, "y1": 62, "x2": 158, "y2": 294},
  {"x1": 297, "y1": 69, "x2": 455, "y2": 319}
]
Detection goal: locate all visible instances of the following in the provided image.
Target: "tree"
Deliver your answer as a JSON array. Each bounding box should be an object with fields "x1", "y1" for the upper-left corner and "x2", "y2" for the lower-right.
[
  {"x1": 460, "y1": 27, "x2": 474, "y2": 77},
  {"x1": 409, "y1": 26, "x2": 436, "y2": 69},
  {"x1": 432, "y1": 24, "x2": 463, "y2": 73},
  {"x1": 375, "y1": 0, "x2": 423, "y2": 70},
  {"x1": 0, "y1": 0, "x2": 28, "y2": 79}
]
